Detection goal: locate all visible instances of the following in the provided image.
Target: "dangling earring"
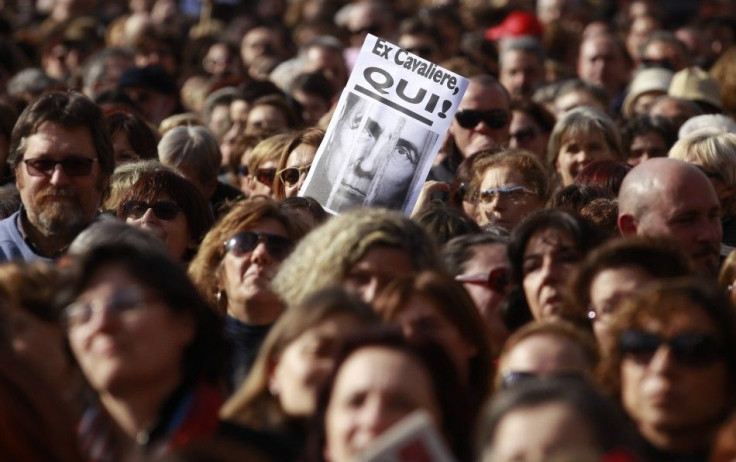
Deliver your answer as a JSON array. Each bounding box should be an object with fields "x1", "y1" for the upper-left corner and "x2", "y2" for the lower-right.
[{"x1": 216, "y1": 290, "x2": 224, "y2": 304}]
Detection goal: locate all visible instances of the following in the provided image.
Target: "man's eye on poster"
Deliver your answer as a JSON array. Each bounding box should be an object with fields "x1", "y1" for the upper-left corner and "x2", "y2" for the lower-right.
[{"x1": 300, "y1": 34, "x2": 469, "y2": 215}]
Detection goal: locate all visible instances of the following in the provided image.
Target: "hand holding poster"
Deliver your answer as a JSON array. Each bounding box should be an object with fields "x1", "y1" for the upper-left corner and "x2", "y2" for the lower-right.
[{"x1": 300, "y1": 34, "x2": 469, "y2": 214}]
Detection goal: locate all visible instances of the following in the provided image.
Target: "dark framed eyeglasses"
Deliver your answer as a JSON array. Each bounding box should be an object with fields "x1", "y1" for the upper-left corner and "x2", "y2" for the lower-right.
[
  {"x1": 224, "y1": 231, "x2": 295, "y2": 260},
  {"x1": 255, "y1": 167, "x2": 277, "y2": 186},
  {"x1": 278, "y1": 164, "x2": 312, "y2": 187},
  {"x1": 618, "y1": 329, "x2": 725, "y2": 367},
  {"x1": 455, "y1": 268, "x2": 510, "y2": 293},
  {"x1": 455, "y1": 109, "x2": 509, "y2": 129},
  {"x1": 121, "y1": 201, "x2": 181, "y2": 221},
  {"x1": 23, "y1": 156, "x2": 98, "y2": 177}
]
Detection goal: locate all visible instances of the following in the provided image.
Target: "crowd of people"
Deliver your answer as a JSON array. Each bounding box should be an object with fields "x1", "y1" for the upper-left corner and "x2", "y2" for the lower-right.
[{"x1": 2, "y1": 0, "x2": 736, "y2": 461}]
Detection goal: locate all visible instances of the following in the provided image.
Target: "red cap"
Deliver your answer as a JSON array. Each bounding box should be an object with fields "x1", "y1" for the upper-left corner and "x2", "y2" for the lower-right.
[{"x1": 485, "y1": 11, "x2": 544, "y2": 41}]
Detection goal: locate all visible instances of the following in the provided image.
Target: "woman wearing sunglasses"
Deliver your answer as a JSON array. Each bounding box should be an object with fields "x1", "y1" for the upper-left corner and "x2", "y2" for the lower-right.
[
  {"x1": 598, "y1": 278, "x2": 736, "y2": 461},
  {"x1": 273, "y1": 127, "x2": 324, "y2": 200},
  {"x1": 118, "y1": 170, "x2": 214, "y2": 263},
  {"x1": 189, "y1": 197, "x2": 308, "y2": 386},
  {"x1": 240, "y1": 133, "x2": 291, "y2": 198}
]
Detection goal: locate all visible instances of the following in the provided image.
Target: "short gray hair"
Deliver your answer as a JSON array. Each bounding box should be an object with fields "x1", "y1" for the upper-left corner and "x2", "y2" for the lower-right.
[{"x1": 158, "y1": 125, "x2": 222, "y2": 186}]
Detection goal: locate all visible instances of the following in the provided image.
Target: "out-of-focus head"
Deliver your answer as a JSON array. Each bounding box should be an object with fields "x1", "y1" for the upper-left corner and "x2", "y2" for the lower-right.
[
  {"x1": 598, "y1": 278, "x2": 736, "y2": 454},
  {"x1": 477, "y1": 378, "x2": 633, "y2": 462},
  {"x1": 157, "y1": 125, "x2": 222, "y2": 200},
  {"x1": 273, "y1": 208, "x2": 442, "y2": 306}
]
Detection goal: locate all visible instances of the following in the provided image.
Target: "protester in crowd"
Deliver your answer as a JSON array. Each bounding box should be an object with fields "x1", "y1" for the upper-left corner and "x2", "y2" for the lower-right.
[
  {"x1": 494, "y1": 321, "x2": 598, "y2": 392},
  {"x1": 471, "y1": 149, "x2": 549, "y2": 231},
  {"x1": 550, "y1": 78, "x2": 610, "y2": 116},
  {"x1": 598, "y1": 279, "x2": 736, "y2": 461},
  {"x1": 498, "y1": 36, "x2": 546, "y2": 102},
  {"x1": 59, "y1": 242, "x2": 229, "y2": 460},
  {"x1": 244, "y1": 95, "x2": 300, "y2": 135},
  {"x1": 618, "y1": 157, "x2": 723, "y2": 277},
  {"x1": 576, "y1": 32, "x2": 632, "y2": 111},
  {"x1": 508, "y1": 100, "x2": 556, "y2": 161},
  {"x1": 505, "y1": 209, "x2": 603, "y2": 329},
  {"x1": 477, "y1": 378, "x2": 636, "y2": 462},
  {"x1": 564, "y1": 237, "x2": 692, "y2": 351},
  {"x1": 0, "y1": 91, "x2": 114, "y2": 262},
  {"x1": 443, "y1": 233, "x2": 510, "y2": 358},
  {"x1": 117, "y1": 65, "x2": 183, "y2": 126},
  {"x1": 432, "y1": 75, "x2": 511, "y2": 183},
  {"x1": 547, "y1": 106, "x2": 623, "y2": 188},
  {"x1": 219, "y1": 287, "x2": 378, "y2": 461},
  {"x1": 105, "y1": 110, "x2": 159, "y2": 164},
  {"x1": 189, "y1": 197, "x2": 306, "y2": 384},
  {"x1": 648, "y1": 95, "x2": 703, "y2": 131},
  {"x1": 273, "y1": 208, "x2": 442, "y2": 307},
  {"x1": 621, "y1": 67, "x2": 673, "y2": 119},
  {"x1": 157, "y1": 124, "x2": 243, "y2": 218},
  {"x1": 117, "y1": 169, "x2": 214, "y2": 263},
  {"x1": 668, "y1": 131, "x2": 736, "y2": 248},
  {"x1": 0, "y1": 261, "x2": 84, "y2": 415},
  {"x1": 373, "y1": 271, "x2": 493, "y2": 423},
  {"x1": 273, "y1": 127, "x2": 324, "y2": 201},
  {"x1": 413, "y1": 203, "x2": 481, "y2": 246},
  {"x1": 278, "y1": 196, "x2": 329, "y2": 230},
  {"x1": 307, "y1": 328, "x2": 473, "y2": 462},
  {"x1": 241, "y1": 132, "x2": 291, "y2": 198},
  {"x1": 620, "y1": 114, "x2": 677, "y2": 166}
]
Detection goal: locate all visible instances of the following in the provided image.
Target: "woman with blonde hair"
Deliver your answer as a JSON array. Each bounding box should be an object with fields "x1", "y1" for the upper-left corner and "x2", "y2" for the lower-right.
[
  {"x1": 189, "y1": 197, "x2": 308, "y2": 385},
  {"x1": 240, "y1": 133, "x2": 292, "y2": 198},
  {"x1": 272, "y1": 208, "x2": 442, "y2": 307}
]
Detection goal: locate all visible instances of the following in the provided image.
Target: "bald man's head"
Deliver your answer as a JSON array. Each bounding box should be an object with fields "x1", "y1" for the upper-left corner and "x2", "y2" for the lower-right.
[{"x1": 618, "y1": 158, "x2": 722, "y2": 275}]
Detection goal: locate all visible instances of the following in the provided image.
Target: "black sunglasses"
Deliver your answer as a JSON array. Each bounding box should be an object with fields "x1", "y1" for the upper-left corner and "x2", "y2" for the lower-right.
[
  {"x1": 255, "y1": 167, "x2": 277, "y2": 186},
  {"x1": 224, "y1": 231, "x2": 294, "y2": 260},
  {"x1": 278, "y1": 164, "x2": 312, "y2": 187},
  {"x1": 121, "y1": 201, "x2": 181, "y2": 221},
  {"x1": 455, "y1": 268, "x2": 510, "y2": 293},
  {"x1": 23, "y1": 156, "x2": 98, "y2": 177},
  {"x1": 455, "y1": 109, "x2": 509, "y2": 129},
  {"x1": 619, "y1": 329, "x2": 725, "y2": 367}
]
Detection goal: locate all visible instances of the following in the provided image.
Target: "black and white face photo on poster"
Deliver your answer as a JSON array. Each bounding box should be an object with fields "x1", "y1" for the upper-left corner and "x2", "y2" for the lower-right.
[{"x1": 312, "y1": 92, "x2": 437, "y2": 213}]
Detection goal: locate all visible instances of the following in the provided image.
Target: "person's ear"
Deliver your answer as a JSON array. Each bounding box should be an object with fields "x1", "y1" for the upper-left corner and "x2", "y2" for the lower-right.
[{"x1": 618, "y1": 213, "x2": 638, "y2": 236}]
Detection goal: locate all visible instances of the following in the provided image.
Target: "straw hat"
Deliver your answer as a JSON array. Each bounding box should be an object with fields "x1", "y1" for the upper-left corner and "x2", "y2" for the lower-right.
[
  {"x1": 668, "y1": 66, "x2": 723, "y2": 112},
  {"x1": 622, "y1": 67, "x2": 673, "y2": 118}
]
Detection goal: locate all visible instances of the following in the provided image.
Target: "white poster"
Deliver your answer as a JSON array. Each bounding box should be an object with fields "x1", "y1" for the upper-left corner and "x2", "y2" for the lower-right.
[{"x1": 300, "y1": 34, "x2": 469, "y2": 214}]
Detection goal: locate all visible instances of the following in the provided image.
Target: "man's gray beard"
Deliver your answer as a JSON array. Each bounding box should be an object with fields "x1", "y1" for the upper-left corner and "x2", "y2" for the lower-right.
[{"x1": 33, "y1": 202, "x2": 86, "y2": 237}]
